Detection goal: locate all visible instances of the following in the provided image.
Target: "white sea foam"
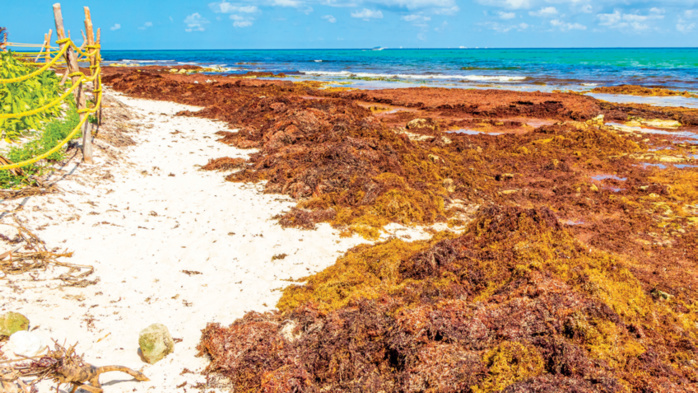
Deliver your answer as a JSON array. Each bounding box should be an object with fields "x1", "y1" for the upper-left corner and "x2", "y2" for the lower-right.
[
  {"x1": 121, "y1": 59, "x2": 175, "y2": 63},
  {"x1": 461, "y1": 75, "x2": 527, "y2": 82},
  {"x1": 300, "y1": 70, "x2": 527, "y2": 82}
]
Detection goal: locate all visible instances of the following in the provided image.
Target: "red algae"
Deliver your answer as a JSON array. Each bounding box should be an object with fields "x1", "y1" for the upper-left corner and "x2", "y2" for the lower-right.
[
  {"x1": 590, "y1": 85, "x2": 698, "y2": 98},
  {"x1": 101, "y1": 67, "x2": 698, "y2": 392},
  {"x1": 198, "y1": 206, "x2": 698, "y2": 392}
]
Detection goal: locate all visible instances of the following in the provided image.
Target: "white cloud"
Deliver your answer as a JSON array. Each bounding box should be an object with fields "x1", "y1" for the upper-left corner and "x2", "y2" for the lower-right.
[
  {"x1": 326, "y1": 0, "x2": 459, "y2": 15},
  {"x1": 368, "y1": 0, "x2": 456, "y2": 11},
  {"x1": 402, "y1": 13, "x2": 431, "y2": 22},
  {"x1": 550, "y1": 18, "x2": 586, "y2": 30},
  {"x1": 677, "y1": 8, "x2": 698, "y2": 33},
  {"x1": 351, "y1": 8, "x2": 384, "y2": 19},
  {"x1": 210, "y1": 1, "x2": 259, "y2": 27},
  {"x1": 477, "y1": 0, "x2": 532, "y2": 10},
  {"x1": 498, "y1": 11, "x2": 516, "y2": 19},
  {"x1": 272, "y1": 0, "x2": 301, "y2": 5},
  {"x1": 434, "y1": 20, "x2": 448, "y2": 31},
  {"x1": 110, "y1": 23, "x2": 121, "y2": 31},
  {"x1": 323, "y1": 14, "x2": 337, "y2": 22},
  {"x1": 184, "y1": 13, "x2": 209, "y2": 32},
  {"x1": 138, "y1": 21, "x2": 153, "y2": 30},
  {"x1": 529, "y1": 6, "x2": 557, "y2": 17},
  {"x1": 677, "y1": 20, "x2": 696, "y2": 32},
  {"x1": 230, "y1": 14, "x2": 255, "y2": 27},
  {"x1": 483, "y1": 21, "x2": 529, "y2": 32},
  {"x1": 211, "y1": 2, "x2": 259, "y2": 13},
  {"x1": 597, "y1": 9, "x2": 664, "y2": 32}
]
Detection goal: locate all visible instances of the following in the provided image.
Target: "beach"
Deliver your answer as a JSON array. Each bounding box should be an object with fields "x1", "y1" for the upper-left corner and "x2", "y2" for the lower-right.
[
  {"x1": 1, "y1": 86, "x2": 441, "y2": 392},
  {"x1": 2, "y1": 64, "x2": 698, "y2": 392}
]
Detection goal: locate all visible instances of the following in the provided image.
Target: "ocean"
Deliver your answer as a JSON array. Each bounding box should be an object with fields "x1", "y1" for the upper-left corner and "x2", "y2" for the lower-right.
[{"x1": 102, "y1": 48, "x2": 698, "y2": 100}]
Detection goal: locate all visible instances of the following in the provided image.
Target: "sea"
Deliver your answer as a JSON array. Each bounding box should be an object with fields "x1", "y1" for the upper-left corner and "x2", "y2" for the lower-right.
[{"x1": 102, "y1": 48, "x2": 698, "y2": 107}]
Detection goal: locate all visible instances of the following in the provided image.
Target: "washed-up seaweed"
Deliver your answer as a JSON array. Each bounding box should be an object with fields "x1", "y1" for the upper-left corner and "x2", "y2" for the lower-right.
[
  {"x1": 101, "y1": 68, "x2": 698, "y2": 392},
  {"x1": 2, "y1": 342, "x2": 148, "y2": 393},
  {"x1": 0, "y1": 218, "x2": 93, "y2": 285},
  {"x1": 199, "y1": 206, "x2": 698, "y2": 392}
]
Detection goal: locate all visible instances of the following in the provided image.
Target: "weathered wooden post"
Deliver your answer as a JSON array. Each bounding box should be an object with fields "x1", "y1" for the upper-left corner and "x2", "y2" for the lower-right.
[
  {"x1": 95, "y1": 27, "x2": 103, "y2": 124},
  {"x1": 0, "y1": 27, "x2": 6, "y2": 51},
  {"x1": 45, "y1": 29, "x2": 53, "y2": 63},
  {"x1": 53, "y1": 3, "x2": 92, "y2": 163},
  {"x1": 34, "y1": 35, "x2": 47, "y2": 62},
  {"x1": 83, "y1": 6, "x2": 99, "y2": 145}
]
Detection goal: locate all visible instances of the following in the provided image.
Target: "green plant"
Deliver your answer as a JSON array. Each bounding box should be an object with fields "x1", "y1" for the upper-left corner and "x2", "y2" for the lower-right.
[
  {"x1": 0, "y1": 50, "x2": 64, "y2": 141},
  {"x1": 0, "y1": 99, "x2": 79, "y2": 188}
]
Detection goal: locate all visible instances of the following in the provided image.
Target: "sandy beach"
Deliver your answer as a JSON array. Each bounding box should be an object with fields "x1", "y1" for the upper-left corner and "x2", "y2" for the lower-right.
[
  {"x1": 0, "y1": 88, "x2": 435, "y2": 392},
  {"x1": 1, "y1": 66, "x2": 697, "y2": 392}
]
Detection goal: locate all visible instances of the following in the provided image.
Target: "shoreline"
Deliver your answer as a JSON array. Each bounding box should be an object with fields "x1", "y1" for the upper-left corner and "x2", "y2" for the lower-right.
[
  {"x1": 2, "y1": 70, "x2": 698, "y2": 391},
  {"x1": 2, "y1": 88, "x2": 420, "y2": 392},
  {"x1": 99, "y1": 47, "x2": 698, "y2": 96}
]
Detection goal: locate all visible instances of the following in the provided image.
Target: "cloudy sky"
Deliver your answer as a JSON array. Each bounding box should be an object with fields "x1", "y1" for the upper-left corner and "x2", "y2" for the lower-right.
[{"x1": 5, "y1": 1, "x2": 698, "y2": 49}]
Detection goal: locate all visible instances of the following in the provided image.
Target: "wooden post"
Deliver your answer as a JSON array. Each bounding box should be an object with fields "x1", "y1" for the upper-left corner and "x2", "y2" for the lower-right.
[
  {"x1": 45, "y1": 29, "x2": 52, "y2": 63},
  {"x1": 95, "y1": 27, "x2": 102, "y2": 125},
  {"x1": 54, "y1": 3, "x2": 92, "y2": 163},
  {"x1": 0, "y1": 27, "x2": 6, "y2": 51},
  {"x1": 83, "y1": 6, "x2": 100, "y2": 142},
  {"x1": 34, "y1": 36, "x2": 47, "y2": 62}
]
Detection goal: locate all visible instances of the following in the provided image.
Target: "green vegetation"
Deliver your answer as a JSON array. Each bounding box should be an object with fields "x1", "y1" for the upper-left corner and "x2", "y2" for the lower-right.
[
  {"x1": 0, "y1": 100, "x2": 79, "y2": 188},
  {"x1": 0, "y1": 50, "x2": 64, "y2": 141}
]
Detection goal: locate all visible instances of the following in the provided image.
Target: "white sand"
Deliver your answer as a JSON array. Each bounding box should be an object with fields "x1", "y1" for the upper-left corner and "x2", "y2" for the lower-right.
[{"x1": 0, "y1": 91, "x2": 385, "y2": 392}]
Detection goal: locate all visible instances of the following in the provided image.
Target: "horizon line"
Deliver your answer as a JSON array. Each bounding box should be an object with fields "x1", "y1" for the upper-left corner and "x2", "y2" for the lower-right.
[{"x1": 101, "y1": 46, "x2": 698, "y2": 51}]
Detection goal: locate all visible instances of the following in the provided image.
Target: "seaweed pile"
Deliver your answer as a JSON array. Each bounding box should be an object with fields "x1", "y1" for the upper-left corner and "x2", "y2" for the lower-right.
[
  {"x1": 199, "y1": 206, "x2": 698, "y2": 392},
  {"x1": 590, "y1": 85, "x2": 698, "y2": 99},
  {"x1": 102, "y1": 68, "x2": 698, "y2": 392}
]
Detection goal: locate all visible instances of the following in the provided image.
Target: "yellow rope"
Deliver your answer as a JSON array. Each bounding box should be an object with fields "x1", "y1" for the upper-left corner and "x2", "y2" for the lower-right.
[
  {"x1": 0, "y1": 44, "x2": 68, "y2": 84},
  {"x1": 0, "y1": 77, "x2": 83, "y2": 119},
  {"x1": 0, "y1": 90, "x2": 102, "y2": 171},
  {"x1": 0, "y1": 37, "x2": 103, "y2": 171}
]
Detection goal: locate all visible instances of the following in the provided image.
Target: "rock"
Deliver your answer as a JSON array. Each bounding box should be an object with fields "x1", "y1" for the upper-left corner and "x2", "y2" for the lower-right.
[
  {"x1": 651, "y1": 288, "x2": 673, "y2": 300},
  {"x1": 586, "y1": 114, "x2": 604, "y2": 126},
  {"x1": 0, "y1": 312, "x2": 29, "y2": 337},
  {"x1": 442, "y1": 178, "x2": 456, "y2": 193},
  {"x1": 657, "y1": 155, "x2": 684, "y2": 163},
  {"x1": 6, "y1": 331, "x2": 49, "y2": 357},
  {"x1": 406, "y1": 118, "x2": 438, "y2": 131},
  {"x1": 139, "y1": 323, "x2": 175, "y2": 364},
  {"x1": 641, "y1": 119, "x2": 681, "y2": 129},
  {"x1": 561, "y1": 121, "x2": 589, "y2": 130}
]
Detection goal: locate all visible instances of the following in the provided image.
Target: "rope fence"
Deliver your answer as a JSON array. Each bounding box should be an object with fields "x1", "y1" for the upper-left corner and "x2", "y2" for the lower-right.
[{"x1": 0, "y1": 4, "x2": 101, "y2": 172}]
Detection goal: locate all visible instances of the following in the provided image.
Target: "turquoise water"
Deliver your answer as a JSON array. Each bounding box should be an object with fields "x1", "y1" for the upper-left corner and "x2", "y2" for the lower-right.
[{"x1": 102, "y1": 48, "x2": 698, "y2": 92}]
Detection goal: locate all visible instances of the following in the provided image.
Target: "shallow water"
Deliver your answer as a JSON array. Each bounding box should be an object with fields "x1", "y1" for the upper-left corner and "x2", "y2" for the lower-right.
[
  {"x1": 606, "y1": 123, "x2": 698, "y2": 143},
  {"x1": 590, "y1": 94, "x2": 698, "y2": 109},
  {"x1": 591, "y1": 174, "x2": 627, "y2": 182},
  {"x1": 447, "y1": 129, "x2": 502, "y2": 135},
  {"x1": 102, "y1": 48, "x2": 698, "y2": 95},
  {"x1": 639, "y1": 163, "x2": 668, "y2": 169}
]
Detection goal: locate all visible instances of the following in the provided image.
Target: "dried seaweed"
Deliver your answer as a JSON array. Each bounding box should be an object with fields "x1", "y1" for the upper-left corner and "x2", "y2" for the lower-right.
[
  {"x1": 101, "y1": 68, "x2": 698, "y2": 392},
  {"x1": 0, "y1": 218, "x2": 93, "y2": 284},
  {"x1": 199, "y1": 206, "x2": 698, "y2": 392},
  {"x1": 4, "y1": 341, "x2": 148, "y2": 393}
]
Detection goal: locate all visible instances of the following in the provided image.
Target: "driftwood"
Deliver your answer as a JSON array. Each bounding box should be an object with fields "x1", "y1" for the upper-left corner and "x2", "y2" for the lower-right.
[
  {"x1": 0, "y1": 217, "x2": 93, "y2": 285},
  {"x1": 5, "y1": 342, "x2": 148, "y2": 393}
]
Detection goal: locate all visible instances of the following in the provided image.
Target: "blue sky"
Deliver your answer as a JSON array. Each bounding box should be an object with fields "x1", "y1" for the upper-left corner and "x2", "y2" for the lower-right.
[{"x1": 5, "y1": 1, "x2": 698, "y2": 49}]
